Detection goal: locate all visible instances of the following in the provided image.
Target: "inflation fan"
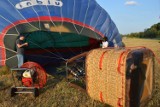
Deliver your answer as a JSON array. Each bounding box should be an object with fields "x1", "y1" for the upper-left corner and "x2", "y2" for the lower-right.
[{"x1": 10, "y1": 62, "x2": 47, "y2": 97}]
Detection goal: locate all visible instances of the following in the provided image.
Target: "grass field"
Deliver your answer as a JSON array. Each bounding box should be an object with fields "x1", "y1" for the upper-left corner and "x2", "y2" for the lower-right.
[{"x1": 0, "y1": 38, "x2": 160, "y2": 107}]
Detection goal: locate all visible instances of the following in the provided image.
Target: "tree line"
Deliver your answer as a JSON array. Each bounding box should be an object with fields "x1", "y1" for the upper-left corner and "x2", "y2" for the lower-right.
[{"x1": 122, "y1": 23, "x2": 160, "y2": 38}]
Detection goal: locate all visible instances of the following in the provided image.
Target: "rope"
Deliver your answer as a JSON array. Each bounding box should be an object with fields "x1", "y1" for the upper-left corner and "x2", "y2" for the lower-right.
[
  {"x1": 27, "y1": 32, "x2": 65, "y2": 59},
  {"x1": 44, "y1": 5, "x2": 79, "y2": 56},
  {"x1": 2, "y1": 32, "x2": 80, "y2": 62},
  {"x1": 72, "y1": 0, "x2": 80, "y2": 34},
  {"x1": 60, "y1": 0, "x2": 64, "y2": 32},
  {"x1": 28, "y1": 40, "x2": 67, "y2": 61},
  {"x1": 1, "y1": 33, "x2": 19, "y2": 36},
  {"x1": 0, "y1": 46, "x2": 17, "y2": 54},
  {"x1": 79, "y1": 0, "x2": 91, "y2": 34},
  {"x1": 0, "y1": 55, "x2": 17, "y2": 62},
  {"x1": 0, "y1": 15, "x2": 20, "y2": 35},
  {"x1": 28, "y1": 31, "x2": 76, "y2": 59},
  {"x1": 7, "y1": 0, "x2": 40, "y2": 31},
  {"x1": 26, "y1": 54, "x2": 61, "y2": 59},
  {"x1": 0, "y1": 31, "x2": 66, "y2": 61},
  {"x1": 31, "y1": 5, "x2": 42, "y2": 30}
]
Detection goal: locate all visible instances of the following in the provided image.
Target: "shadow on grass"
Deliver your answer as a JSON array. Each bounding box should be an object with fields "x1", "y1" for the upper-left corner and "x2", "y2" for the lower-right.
[
  {"x1": 0, "y1": 75, "x2": 12, "y2": 91},
  {"x1": 40, "y1": 64, "x2": 67, "y2": 94},
  {"x1": 0, "y1": 66, "x2": 10, "y2": 76},
  {"x1": 41, "y1": 64, "x2": 87, "y2": 95},
  {"x1": 0, "y1": 81, "x2": 5, "y2": 88}
]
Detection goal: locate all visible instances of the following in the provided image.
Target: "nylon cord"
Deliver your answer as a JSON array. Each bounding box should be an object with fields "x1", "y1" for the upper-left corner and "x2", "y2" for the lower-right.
[{"x1": 28, "y1": 39, "x2": 67, "y2": 61}]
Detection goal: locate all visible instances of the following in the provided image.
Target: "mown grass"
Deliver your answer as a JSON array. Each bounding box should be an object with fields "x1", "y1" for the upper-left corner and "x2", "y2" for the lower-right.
[
  {"x1": 0, "y1": 38, "x2": 159, "y2": 107},
  {"x1": 0, "y1": 66, "x2": 12, "y2": 91},
  {"x1": 0, "y1": 76, "x2": 109, "y2": 107},
  {"x1": 0, "y1": 66, "x2": 10, "y2": 76},
  {"x1": 0, "y1": 66, "x2": 109, "y2": 107}
]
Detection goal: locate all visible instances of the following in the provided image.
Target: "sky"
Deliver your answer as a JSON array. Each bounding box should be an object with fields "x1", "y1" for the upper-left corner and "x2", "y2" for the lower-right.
[{"x1": 96, "y1": 0, "x2": 160, "y2": 34}]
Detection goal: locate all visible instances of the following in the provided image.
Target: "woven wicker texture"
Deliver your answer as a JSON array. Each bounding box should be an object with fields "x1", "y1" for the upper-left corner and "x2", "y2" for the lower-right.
[{"x1": 86, "y1": 47, "x2": 154, "y2": 107}]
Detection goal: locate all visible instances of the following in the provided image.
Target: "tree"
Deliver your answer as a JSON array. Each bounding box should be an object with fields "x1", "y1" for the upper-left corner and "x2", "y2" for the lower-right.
[{"x1": 122, "y1": 23, "x2": 160, "y2": 38}]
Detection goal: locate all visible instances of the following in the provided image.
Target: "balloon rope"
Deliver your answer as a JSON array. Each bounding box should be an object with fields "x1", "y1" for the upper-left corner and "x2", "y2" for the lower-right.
[
  {"x1": 79, "y1": 0, "x2": 91, "y2": 34},
  {"x1": 45, "y1": 5, "x2": 60, "y2": 33},
  {"x1": 7, "y1": 0, "x2": 39, "y2": 30},
  {"x1": 3, "y1": 33, "x2": 77, "y2": 61},
  {"x1": 1, "y1": 32, "x2": 19, "y2": 36},
  {"x1": 46, "y1": 5, "x2": 78, "y2": 56},
  {"x1": 104, "y1": 20, "x2": 112, "y2": 38},
  {"x1": 45, "y1": 5, "x2": 78, "y2": 56},
  {"x1": 31, "y1": 6, "x2": 41, "y2": 30},
  {"x1": 26, "y1": 54, "x2": 61, "y2": 59},
  {"x1": 0, "y1": 55, "x2": 17, "y2": 62},
  {"x1": 93, "y1": 9, "x2": 103, "y2": 29},
  {"x1": 46, "y1": 33, "x2": 78, "y2": 56},
  {"x1": 28, "y1": 40, "x2": 67, "y2": 61},
  {"x1": 65, "y1": 0, "x2": 91, "y2": 47},
  {"x1": 27, "y1": 34, "x2": 64, "y2": 60},
  {"x1": 0, "y1": 0, "x2": 66, "y2": 60},
  {"x1": 0, "y1": 15, "x2": 19, "y2": 35},
  {"x1": 45, "y1": 6, "x2": 75, "y2": 56},
  {"x1": 0, "y1": 46, "x2": 17, "y2": 54},
  {"x1": 60, "y1": 1, "x2": 64, "y2": 31},
  {"x1": 72, "y1": 0, "x2": 80, "y2": 34}
]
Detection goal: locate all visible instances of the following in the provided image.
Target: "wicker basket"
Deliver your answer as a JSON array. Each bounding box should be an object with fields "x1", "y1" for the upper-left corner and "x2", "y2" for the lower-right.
[{"x1": 86, "y1": 47, "x2": 154, "y2": 107}]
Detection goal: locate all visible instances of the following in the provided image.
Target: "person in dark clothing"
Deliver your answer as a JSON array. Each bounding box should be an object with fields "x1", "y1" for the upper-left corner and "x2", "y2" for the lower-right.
[{"x1": 16, "y1": 35, "x2": 28, "y2": 67}]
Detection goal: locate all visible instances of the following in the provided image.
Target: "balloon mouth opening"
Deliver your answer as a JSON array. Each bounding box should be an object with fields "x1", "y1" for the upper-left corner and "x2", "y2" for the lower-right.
[
  {"x1": 4, "y1": 20, "x2": 102, "y2": 67},
  {"x1": 22, "y1": 30, "x2": 101, "y2": 65}
]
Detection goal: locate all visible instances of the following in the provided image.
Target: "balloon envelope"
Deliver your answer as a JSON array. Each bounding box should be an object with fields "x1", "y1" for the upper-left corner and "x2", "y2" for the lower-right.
[{"x1": 0, "y1": 0, "x2": 122, "y2": 67}]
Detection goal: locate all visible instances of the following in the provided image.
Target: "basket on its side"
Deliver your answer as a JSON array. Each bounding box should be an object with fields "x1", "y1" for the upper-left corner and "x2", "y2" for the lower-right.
[{"x1": 86, "y1": 47, "x2": 154, "y2": 107}]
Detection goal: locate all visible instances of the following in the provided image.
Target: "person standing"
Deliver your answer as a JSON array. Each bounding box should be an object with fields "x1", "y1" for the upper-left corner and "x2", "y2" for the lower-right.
[
  {"x1": 102, "y1": 36, "x2": 109, "y2": 48},
  {"x1": 16, "y1": 35, "x2": 28, "y2": 68},
  {"x1": 101, "y1": 36, "x2": 114, "y2": 48}
]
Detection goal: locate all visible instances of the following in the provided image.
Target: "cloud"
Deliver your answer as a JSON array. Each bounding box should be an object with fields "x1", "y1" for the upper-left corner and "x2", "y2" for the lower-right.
[{"x1": 125, "y1": 1, "x2": 138, "y2": 6}]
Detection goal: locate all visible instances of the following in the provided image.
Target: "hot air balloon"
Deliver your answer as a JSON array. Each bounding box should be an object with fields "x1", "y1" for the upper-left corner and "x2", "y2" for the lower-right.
[
  {"x1": 0, "y1": 1, "x2": 155, "y2": 106},
  {"x1": 0, "y1": 0, "x2": 122, "y2": 67}
]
